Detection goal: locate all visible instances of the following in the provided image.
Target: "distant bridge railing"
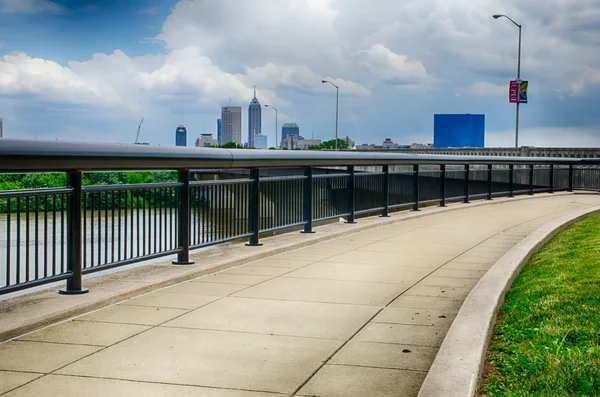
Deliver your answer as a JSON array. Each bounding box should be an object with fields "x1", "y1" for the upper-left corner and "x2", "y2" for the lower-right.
[{"x1": 1, "y1": 139, "x2": 599, "y2": 296}]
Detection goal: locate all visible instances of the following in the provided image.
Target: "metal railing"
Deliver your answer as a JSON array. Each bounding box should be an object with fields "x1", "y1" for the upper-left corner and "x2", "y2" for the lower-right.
[{"x1": 1, "y1": 138, "x2": 599, "y2": 296}]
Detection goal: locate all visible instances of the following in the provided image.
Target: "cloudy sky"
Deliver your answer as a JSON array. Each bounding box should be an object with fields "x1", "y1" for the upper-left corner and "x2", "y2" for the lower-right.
[{"x1": 1, "y1": 0, "x2": 599, "y2": 148}]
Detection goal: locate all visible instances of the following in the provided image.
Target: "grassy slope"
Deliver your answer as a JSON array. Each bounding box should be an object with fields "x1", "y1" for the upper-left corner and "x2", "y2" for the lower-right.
[{"x1": 481, "y1": 214, "x2": 600, "y2": 397}]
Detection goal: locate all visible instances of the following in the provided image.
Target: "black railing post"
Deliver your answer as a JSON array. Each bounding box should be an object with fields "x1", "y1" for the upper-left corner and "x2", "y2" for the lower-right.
[
  {"x1": 529, "y1": 164, "x2": 534, "y2": 195},
  {"x1": 302, "y1": 167, "x2": 315, "y2": 233},
  {"x1": 59, "y1": 171, "x2": 88, "y2": 295},
  {"x1": 568, "y1": 164, "x2": 574, "y2": 192},
  {"x1": 509, "y1": 165, "x2": 514, "y2": 197},
  {"x1": 173, "y1": 170, "x2": 194, "y2": 264},
  {"x1": 346, "y1": 166, "x2": 357, "y2": 223},
  {"x1": 381, "y1": 165, "x2": 390, "y2": 217},
  {"x1": 549, "y1": 164, "x2": 554, "y2": 193},
  {"x1": 487, "y1": 164, "x2": 493, "y2": 200},
  {"x1": 440, "y1": 164, "x2": 446, "y2": 207},
  {"x1": 246, "y1": 168, "x2": 263, "y2": 246},
  {"x1": 412, "y1": 164, "x2": 420, "y2": 211},
  {"x1": 464, "y1": 164, "x2": 470, "y2": 203}
]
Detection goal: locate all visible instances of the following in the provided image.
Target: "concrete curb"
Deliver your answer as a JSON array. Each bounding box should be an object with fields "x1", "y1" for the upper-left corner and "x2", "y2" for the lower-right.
[
  {"x1": 416, "y1": 204, "x2": 600, "y2": 397},
  {"x1": 0, "y1": 192, "x2": 580, "y2": 342}
]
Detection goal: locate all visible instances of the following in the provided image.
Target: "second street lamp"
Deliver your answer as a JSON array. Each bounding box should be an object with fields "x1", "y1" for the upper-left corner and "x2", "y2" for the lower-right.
[
  {"x1": 493, "y1": 13, "x2": 523, "y2": 148},
  {"x1": 264, "y1": 104, "x2": 278, "y2": 149},
  {"x1": 321, "y1": 80, "x2": 339, "y2": 151}
]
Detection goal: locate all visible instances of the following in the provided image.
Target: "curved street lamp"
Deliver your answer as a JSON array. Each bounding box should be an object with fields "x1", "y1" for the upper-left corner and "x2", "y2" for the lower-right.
[
  {"x1": 493, "y1": 14, "x2": 522, "y2": 148},
  {"x1": 321, "y1": 80, "x2": 339, "y2": 151},
  {"x1": 264, "y1": 104, "x2": 278, "y2": 149}
]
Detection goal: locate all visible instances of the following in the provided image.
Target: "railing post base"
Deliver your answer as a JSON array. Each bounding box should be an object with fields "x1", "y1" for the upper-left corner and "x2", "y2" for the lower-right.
[
  {"x1": 172, "y1": 259, "x2": 195, "y2": 265},
  {"x1": 59, "y1": 287, "x2": 89, "y2": 295}
]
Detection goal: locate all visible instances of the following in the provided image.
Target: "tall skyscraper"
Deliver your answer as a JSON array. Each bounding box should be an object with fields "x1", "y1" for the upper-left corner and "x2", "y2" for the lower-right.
[
  {"x1": 248, "y1": 86, "x2": 261, "y2": 148},
  {"x1": 217, "y1": 118, "x2": 222, "y2": 146},
  {"x1": 175, "y1": 125, "x2": 187, "y2": 146},
  {"x1": 0, "y1": 118, "x2": 3, "y2": 138},
  {"x1": 221, "y1": 106, "x2": 242, "y2": 145}
]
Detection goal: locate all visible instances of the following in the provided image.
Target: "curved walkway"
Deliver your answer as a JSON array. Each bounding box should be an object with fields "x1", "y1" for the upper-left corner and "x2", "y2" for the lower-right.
[{"x1": 1, "y1": 194, "x2": 599, "y2": 397}]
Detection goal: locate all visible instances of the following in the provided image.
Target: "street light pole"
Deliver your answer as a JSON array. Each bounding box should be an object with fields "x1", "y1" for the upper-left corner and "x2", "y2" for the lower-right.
[
  {"x1": 322, "y1": 80, "x2": 339, "y2": 150},
  {"x1": 265, "y1": 105, "x2": 278, "y2": 149},
  {"x1": 493, "y1": 14, "x2": 522, "y2": 148}
]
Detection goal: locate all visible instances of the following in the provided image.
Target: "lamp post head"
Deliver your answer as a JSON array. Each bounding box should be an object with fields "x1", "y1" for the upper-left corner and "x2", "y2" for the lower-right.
[
  {"x1": 321, "y1": 80, "x2": 327, "y2": 84},
  {"x1": 492, "y1": 14, "x2": 502, "y2": 19}
]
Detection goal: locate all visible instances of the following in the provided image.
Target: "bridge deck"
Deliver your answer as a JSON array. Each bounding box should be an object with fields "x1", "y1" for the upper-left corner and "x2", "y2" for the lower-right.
[{"x1": 0, "y1": 194, "x2": 598, "y2": 396}]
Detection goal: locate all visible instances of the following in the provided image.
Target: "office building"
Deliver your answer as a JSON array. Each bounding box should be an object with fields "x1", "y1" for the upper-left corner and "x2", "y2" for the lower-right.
[
  {"x1": 195, "y1": 134, "x2": 218, "y2": 148},
  {"x1": 221, "y1": 106, "x2": 242, "y2": 145},
  {"x1": 434, "y1": 114, "x2": 485, "y2": 148},
  {"x1": 254, "y1": 134, "x2": 268, "y2": 150},
  {"x1": 281, "y1": 123, "x2": 300, "y2": 142},
  {"x1": 296, "y1": 139, "x2": 322, "y2": 150},
  {"x1": 248, "y1": 86, "x2": 261, "y2": 148},
  {"x1": 175, "y1": 125, "x2": 187, "y2": 146},
  {"x1": 217, "y1": 119, "x2": 222, "y2": 146},
  {"x1": 0, "y1": 118, "x2": 3, "y2": 138}
]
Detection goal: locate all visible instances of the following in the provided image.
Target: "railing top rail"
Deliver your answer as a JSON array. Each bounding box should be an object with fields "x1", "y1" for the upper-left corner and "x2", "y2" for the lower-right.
[{"x1": 0, "y1": 138, "x2": 596, "y2": 172}]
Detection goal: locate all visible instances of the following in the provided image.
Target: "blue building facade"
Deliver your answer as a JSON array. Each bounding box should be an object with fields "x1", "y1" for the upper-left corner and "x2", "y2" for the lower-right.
[
  {"x1": 175, "y1": 125, "x2": 187, "y2": 147},
  {"x1": 433, "y1": 114, "x2": 485, "y2": 148},
  {"x1": 281, "y1": 123, "x2": 300, "y2": 140},
  {"x1": 217, "y1": 119, "x2": 222, "y2": 146}
]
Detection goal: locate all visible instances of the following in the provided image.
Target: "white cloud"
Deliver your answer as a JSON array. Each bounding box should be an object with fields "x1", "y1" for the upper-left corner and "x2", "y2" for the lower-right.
[
  {"x1": 458, "y1": 82, "x2": 506, "y2": 97},
  {"x1": 356, "y1": 44, "x2": 432, "y2": 87},
  {"x1": 0, "y1": 52, "x2": 120, "y2": 105},
  {"x1": 0, "y1": 0, "x2": 64, "y2": 14},
  {"x1": 240, "y1": 63, "x2": 371, "y2": 97}
]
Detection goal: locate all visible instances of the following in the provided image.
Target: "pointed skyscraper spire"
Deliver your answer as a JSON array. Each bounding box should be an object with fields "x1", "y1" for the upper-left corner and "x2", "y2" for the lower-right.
[{"x1": 254, "y1": 85, "x2": 256, "y2": 99}]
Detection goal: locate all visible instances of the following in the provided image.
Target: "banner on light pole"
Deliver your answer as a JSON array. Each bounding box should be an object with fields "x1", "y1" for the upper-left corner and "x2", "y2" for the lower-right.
[
  {"x1": 509, "y1": 80, "x2": 528, "y2": 104},
  {"x1": 518, "y1": 81, "x2": 528, "y2": 103},
  {"x1": 509, "y1": 80, "x2": 518, "y2": 103}
]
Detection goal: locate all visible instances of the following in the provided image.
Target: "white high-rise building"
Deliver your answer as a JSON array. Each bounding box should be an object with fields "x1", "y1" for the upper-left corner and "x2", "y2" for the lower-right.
[{"x1": 221, "y1": 106, "x2": 242, "y2": 145}]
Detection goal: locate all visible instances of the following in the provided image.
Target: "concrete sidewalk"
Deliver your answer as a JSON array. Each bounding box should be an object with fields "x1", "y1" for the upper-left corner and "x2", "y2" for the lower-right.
[{"x1": 1, "y1": 194, "x2": 598, "y2": 397}]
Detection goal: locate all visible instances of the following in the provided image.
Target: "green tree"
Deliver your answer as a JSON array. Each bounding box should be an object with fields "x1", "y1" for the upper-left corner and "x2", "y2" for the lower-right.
[{"x1": 220, "y1": 142, "x2": 245, "y2": 149}]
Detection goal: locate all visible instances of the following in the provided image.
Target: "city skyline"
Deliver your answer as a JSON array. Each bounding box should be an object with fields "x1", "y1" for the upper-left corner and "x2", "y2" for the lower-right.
[{"x1": 0, "y1": 0, "x2": 599, "y2": 148}]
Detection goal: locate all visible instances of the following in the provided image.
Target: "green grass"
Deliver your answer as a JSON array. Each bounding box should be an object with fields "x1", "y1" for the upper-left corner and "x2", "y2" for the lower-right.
[{"x1": 480, "y1": 213, "x2": 600, "y2": 397}]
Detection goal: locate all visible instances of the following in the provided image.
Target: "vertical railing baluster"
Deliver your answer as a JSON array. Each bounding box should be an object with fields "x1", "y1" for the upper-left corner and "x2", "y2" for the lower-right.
[
  {"x1": 246, "y1": 168, "x2": 262, "y2": 246},
  {"x1": 34, "y1": 196, "x2": 39, "y2": 281},
  {"x1": 529, "y1": 164, "x2": 534, "y2": 195},
  {"x1": 173, "y1": 170, "x2": 194, "y2": 264},
  {"x1": 509, "y1": 165, "x2": 514, "y2": 197},
  {"x1": 346, "y1": 166, "x2": 356, "y2": 223},
  {"x1": 440, "y1": 164, "x2": 446, "y2": 207},
  {"x1": 302, "y1": 167, "x2": 315, "y2": 233},
  {"x1": 412, "y1": 165, "x2": 420, "y2": 211},
  {"x1": 60, "y1": 171, "x2": 88, "y2": 294},
  {"x1": 118, "y1": 190, "x2": 122, "y2": 261},
  {"x1": 43, "y1": 196, "x2": 48, "y2": 276},
  {"x1": 464, "y1": 164, "x2": 470, "y2": 203},
  {"x1": 25, "y1": 196, "x2": 30, "y2": 282},
  {"x1": 549, "y1": 164, "x2": 554, "y2": 193},
  {"x1": 381, "y1": 165, "x2": 390, "y2": 217},
  {"x1": 16, "y1": 197, "x2": 21, "y2": 283},
  {"x1": 487, "y1": 164, "x2": 493, "y2": 200},
  {"x1": 6, "y1": 199, "x2": 11, "y2": 287},
  {"x1": 568, "y1": 164, "x2": 574, "y2": 192}
]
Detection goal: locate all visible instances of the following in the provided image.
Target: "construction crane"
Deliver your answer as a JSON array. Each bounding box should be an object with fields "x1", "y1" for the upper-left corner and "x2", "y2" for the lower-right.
[{"x1": 135, "y1": 117, "x2": 144, "y2": 144}]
